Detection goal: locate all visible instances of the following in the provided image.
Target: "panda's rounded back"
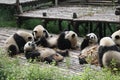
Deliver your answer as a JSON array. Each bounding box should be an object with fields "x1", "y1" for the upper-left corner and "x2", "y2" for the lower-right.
[
  {"x1": 65, "y1": 31, "x2": 78, "y2": 48},
  {"x1": 100, "y1": 37, "x2": 115, "y2": 47},
  {"x1": 16, "y1": 30, "x2": 34, "y2": 42},
  {"x1": 4, "y1": 35, "x2": 19, "y2": 52}
]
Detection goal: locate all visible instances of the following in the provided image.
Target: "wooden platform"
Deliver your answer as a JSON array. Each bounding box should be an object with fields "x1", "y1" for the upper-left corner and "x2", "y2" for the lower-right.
[
  {"x1": 17, "y1": 6, "x2": 120, "y2": 21},
  {"x1": 0, "y1": 0, "x2": 36, "y2": 5},
  {"x1": 16, "y1": 6, "x2": 120, "y2": 38}
]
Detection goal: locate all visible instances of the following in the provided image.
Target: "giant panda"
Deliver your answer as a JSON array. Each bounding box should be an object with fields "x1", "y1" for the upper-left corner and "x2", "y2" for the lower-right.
[
  {"x1": 79, "y1": 33, "x2": 99, "y2": 65},
  {"x1": 98, "y1": 37, "x2": 120, "y2": 68},
  {"x1": 80, "y1": 33, "x2": 98, "y2": 50},
  {"x1": 57, "y1": 30, "x2": 78, "y2": 50},
  {"x1": 4, "y1": 30, "x2": 34, "y2": 57},
  {"x1": 32, "y1": 25, "x2": 57, "y2": 48},
  {"x1": 24, "y1": 41, "x2": 64, "y2": 64},
  {"x1": 111, "y1": 30, "x2": 120, "y2": 47},
  {"x1": 32, "y1": 25, "x2": 51, "y2": 42}
]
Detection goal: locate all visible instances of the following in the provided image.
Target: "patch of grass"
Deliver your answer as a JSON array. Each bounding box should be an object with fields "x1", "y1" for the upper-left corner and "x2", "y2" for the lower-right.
[{"x1": 1, "y1": 48, "x2": 120, "y2": 80}]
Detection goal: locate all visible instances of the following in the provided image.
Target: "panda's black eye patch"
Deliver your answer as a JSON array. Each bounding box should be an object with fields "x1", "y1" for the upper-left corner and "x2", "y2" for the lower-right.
[
  {"x1": 72, "y1": 34, "x2": 75, "y2": 38},
  {"x1": 34, "y1": 31, "x2": 37, "y2": 34},
  {"x1": 28, "y1": 37, "x2": 32, "y2": 40},
  {"x1": 115, "y1": 35, "x2": 120, "y2": 39},
  {"x1": 43, "y1": 30, "x2": 47, "y2": 33},
  {"x1": 28, "y1": 43, "x2": 31, "y2": 46}
]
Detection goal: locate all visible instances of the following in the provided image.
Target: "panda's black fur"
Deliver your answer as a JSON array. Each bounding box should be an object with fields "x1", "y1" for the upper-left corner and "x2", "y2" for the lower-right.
[
  {"x1": 8, "y1": 45, "x2": 17, "y2": 56},
  {"x1": 13, "y1": 33, "x2": 26, "y2": 53},
  {"x1": 80, "y1": 37, "x2": 89, "y2": 50},
  {"x1": 57, "y1": 32, "x2": 71, "y2": 50},
  {"x1": 35, "y1": 36, "x2": 50, "y2": 47},
  {"x1": 25, "y1": 50, "x2": 40, "y2": 60}
]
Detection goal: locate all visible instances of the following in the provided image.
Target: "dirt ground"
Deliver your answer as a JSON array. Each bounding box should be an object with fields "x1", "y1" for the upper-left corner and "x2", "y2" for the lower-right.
[{"x1": 0, "y1": 27, "x2": 101, "y2": 74}]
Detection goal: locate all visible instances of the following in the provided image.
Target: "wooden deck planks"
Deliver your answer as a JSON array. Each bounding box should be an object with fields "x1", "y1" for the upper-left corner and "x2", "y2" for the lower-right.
[
  {"x1": 0, "y1": 0, "x2": 36, "y2": 5},
  {"x1": 17, "y1": 6, "x2": 120, "y2": 23}
]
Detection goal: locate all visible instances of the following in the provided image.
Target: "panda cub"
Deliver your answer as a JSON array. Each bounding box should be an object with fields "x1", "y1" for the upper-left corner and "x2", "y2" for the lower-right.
[
  {"x1": 32, "y1": 25, "x2": 51, "y2": 42},
  {"x1": 80, "y1": 33, "x2": 98, "y2": 50},
  {"x1": 79, "y1": 33, "x2": 98, "y2": 65},
  {"x1": 32, "y1": 25, "x2": 57, "y2": 48},
  {"x1": 24, "y1": 41, "x2": 64, "y2": 64},
  {"x1": 98, "y1": 37, "x2": 120, "y2": 68},
  {"x1": 4, "y1": 30, "x2": 34, "y2": 57},
  {"x1": 57, "y1": 30, "x2": 78, "y2": 50},
  {"x1": 111, "y1": 30, "x2": 120, "y2": 47}
]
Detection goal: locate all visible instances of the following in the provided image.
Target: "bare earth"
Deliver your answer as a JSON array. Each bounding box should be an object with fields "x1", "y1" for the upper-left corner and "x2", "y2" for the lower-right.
[{"x1": 0, "y1": 27, "x2": 100, "y2": 74}]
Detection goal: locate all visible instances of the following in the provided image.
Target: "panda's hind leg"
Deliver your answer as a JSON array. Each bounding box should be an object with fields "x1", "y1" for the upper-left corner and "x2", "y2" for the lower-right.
[{"x1": 8, "y1": 45, "x2": 18, "y2": 57}]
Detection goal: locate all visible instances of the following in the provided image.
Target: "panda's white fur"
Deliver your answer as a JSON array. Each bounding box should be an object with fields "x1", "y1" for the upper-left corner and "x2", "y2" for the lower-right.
[
  {"x1": 24, "y1": 41, "x2": 64, "y2": 64},
  {"x1": 80, "y1": 33, "x2": 98, "y2": 50},
  {"x1": 46, "y1": 36, "x2": 58, "y2": 48},
  {"x1": 111, "y1": 30, "x2": 120, "y2": 47},
  {"x1": 57, "y1": 30, "x2": 78, "y2": 50},
  {"x1": 100, "y1": 37, "x2": 115, "y2": 46},
  {"x1": 86, "y1": 33, "x2": 98, "y2": 43},
  {"x1": 98, "y1": 37, "x2": 120, "y2": 68},
  {"x1": 4, "y1": 30, "x2": 34, "y2": 56}
]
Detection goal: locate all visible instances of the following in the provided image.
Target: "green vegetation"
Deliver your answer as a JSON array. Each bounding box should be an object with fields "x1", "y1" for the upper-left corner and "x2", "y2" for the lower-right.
[{"x1": 1, "y1": 48, "x2": 120, "y2": 80}]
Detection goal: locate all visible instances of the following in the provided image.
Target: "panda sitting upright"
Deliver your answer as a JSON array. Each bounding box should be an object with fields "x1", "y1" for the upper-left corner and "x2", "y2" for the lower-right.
[
  {"x1": 98, "y1": 37, "x2": 120, "y2": 69},
  {"x1": 80, "y1": 33, "x2": 98, "y2": 50},
  {"x1": 4, "y1": 30, "x2": 34, "y2": 57},
  {"x1": 32, "y1": 25, "x2": 57, "y2": 48},
  {"x1": 57, "y1": 30, "x2": 78, "y2": 50}
]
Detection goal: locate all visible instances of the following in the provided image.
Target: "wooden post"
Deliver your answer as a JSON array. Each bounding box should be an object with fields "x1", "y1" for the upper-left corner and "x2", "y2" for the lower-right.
[
  {"x1": 55, "y1": 0, "x2": 58, "y2": 6},
  {"x1": 16, "y1": 0, "x2": 23, "y2": 14},
  {"x1": 58, "y1": 20, "x2": 62, "y2": 31}
]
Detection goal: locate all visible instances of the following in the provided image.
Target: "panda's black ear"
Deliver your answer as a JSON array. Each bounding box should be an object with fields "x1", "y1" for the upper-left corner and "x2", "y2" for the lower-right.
[
  {"x1": 34, "y1": 31, "x2": 37, "y2": 33},
  {"x1": 72, "y1": 34, "x2": 75, "y2": 38},
  {"x1": 115, "y1": 35, "x2": 120, "y2": 39},
  {"x1": 43, "y1": 30, "x2": 49, "y2": 38},
  {"x1": 32, "y1": 31, "x2": 37, "y2": 36}
]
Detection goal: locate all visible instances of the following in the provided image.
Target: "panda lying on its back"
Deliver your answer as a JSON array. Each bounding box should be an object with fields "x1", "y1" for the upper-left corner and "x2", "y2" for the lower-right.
[
  {"x1": 4, "y1": 30, "x2": 34, "y2": 57},
  {"x1": 24, "y1": 41, "x2": 64, "y2": 64},
  {"x1": 98, "y1": 37, "x2": 120, "y2": 68},
  {"x1": 57, "y1": 30, "x2": 78, "y2": 50},
  {"x1": 79, "y1": 33, "x2": 99, "y2": 65}
]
